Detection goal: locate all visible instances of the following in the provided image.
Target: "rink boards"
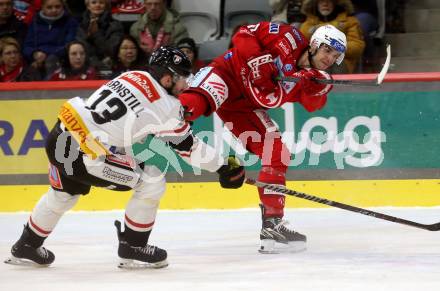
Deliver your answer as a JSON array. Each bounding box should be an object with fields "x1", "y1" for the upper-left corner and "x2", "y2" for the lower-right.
[
  {"x1": 2, "y1": 179, "x2": 440, "y2": 211},
  {"x1": 1, "y1": 76, "x2": 440, "y2": 211}
]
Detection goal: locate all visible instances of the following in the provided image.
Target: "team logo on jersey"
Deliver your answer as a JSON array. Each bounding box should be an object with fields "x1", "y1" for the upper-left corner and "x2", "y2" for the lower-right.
[
  {"x1": 248, "y1": 54, "x2": 273, "y2": 78},
  {"x1": 173, "y1": 55, "x2": 182, "y2": 64},
  {"x1": 49, "y1": 164, "x2": 63, "y2": 190},
  {"x1": 248, "y1": 78, "x2": 283, "y2": 108},
  {"x1": 284, "y1": 64, "x2": 293, "y2": 72},
  {"x1": 269, "y1": 22, "x2": 280, "y2": 34}
]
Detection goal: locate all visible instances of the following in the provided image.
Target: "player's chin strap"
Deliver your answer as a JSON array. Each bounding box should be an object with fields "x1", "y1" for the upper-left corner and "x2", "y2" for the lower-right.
[
  {"x1": 245, "y1": 178, "x2": 440, "y2": 231},
  {"x1": 307, "y1": 46, "x2": 318, "y2": 70}
]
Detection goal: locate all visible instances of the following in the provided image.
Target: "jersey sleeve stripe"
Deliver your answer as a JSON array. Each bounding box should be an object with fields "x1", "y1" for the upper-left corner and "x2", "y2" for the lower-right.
[{"x1": 155, "y1": 122, "x2": 190, "y2": 137}]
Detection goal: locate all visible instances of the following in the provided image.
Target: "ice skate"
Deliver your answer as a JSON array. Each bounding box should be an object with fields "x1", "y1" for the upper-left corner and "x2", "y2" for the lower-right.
[
  {"x1": 4, "y1": 225, "x2": 54, "y2": 267},
  {"x1": 114, "y1": 220, "x2": 168, "y2": 269},
  {"x1": 259, "y1": 205, "x2": 307, "y2": 254}
]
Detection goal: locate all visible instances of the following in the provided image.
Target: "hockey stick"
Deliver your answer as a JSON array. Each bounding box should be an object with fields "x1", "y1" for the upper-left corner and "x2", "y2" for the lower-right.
[
  {"x1": 277, "y1": 44, "x2": 391, "y2": 87},
  {"x1": 245, "y1": 178, "x2": 440, "y2": 231}
]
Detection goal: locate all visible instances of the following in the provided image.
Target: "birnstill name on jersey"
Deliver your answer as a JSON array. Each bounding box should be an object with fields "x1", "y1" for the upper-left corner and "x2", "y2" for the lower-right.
[{"x1": 105, "y1": 80, "x2": 144, "y2": 116}]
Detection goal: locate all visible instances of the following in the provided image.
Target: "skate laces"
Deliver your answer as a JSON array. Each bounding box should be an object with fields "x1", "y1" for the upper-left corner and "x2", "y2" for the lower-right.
[
  {"x1": 275, "y1": 219, "x2": 297, "y2": 234},
  {"x1": 136, "y1": 245, "x2": 156, "y2": 256}
]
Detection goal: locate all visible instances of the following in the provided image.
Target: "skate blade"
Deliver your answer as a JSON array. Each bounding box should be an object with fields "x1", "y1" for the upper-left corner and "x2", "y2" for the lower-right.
[
  {"x1": 4, "y1": 256, "x2": 51, "y2": 267},
  {"x1": 259, "y1": 239, "x2": 307, "y2": 254},
  {"x1": 118, "y1": 258, "x2": 168, "y2": 269}
]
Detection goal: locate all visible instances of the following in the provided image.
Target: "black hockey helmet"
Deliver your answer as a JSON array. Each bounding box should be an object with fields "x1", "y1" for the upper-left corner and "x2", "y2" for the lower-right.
[{"x1": 148, "y1": 46, "x2": 192, "y2": 77}]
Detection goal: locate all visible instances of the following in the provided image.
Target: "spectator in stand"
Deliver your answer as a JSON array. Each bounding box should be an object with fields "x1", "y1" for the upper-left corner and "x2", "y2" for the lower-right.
[
  {"x1": 111, "y1": 0, "x2": 145, "y2": 14},
  {"x1": 352, "y1": 0, "x2": 382, "y2": 72},
  {"x1": 129, "y1": 0, "x2": 188, "y2": 56},
  {"x1": 300, "y1": 0, "x2": 365, "y2": 73},
  {"x1": 386, "y1": 0, "x2": 405, "y2": 33},
  {"x1": 0, "y1": 36, "x2": 42, "y2": 81},
  {"x1": 13, "y1": 0, "x2": 41, "y2": 24},
  {"x1": 48, "y1": 40, "x2": 97, "y2": 80},
  {"x1": 76, "y1": 0, "x2": 124, "y2": 74},
  {"x1": 0, "y1": 36, "x2": 23, "y2": 81},
  {"x1": 109, "y1": 34, "x2": 146, "y2": 78},
  {"x1": 352, "y1": 0, "x2": 378, "y2": 39},
  {"x1": 0, "y1": 0, "x2": 27, "y2": 47},
  {"x1": 270, "y1": 0, "x2": 306, "y2": 28},
  {"x1": 63, "y1": 0, "x2": 87, "y2": 20},
  {"x1": 176, "y1": 37, "x2": 205, "y2": 74},
  {"x1": 23, "y1": 0, "x2": 78, "y2": 79}
]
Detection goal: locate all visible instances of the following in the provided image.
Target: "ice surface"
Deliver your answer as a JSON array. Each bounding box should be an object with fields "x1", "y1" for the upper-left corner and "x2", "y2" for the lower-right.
[{"x1": 1, "y1": 207, "x2": 440, "y2": 291}]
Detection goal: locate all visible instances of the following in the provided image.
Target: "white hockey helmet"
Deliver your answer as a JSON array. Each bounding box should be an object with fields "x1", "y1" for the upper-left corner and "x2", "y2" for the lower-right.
[{"x1": 310, "y1": 24, "x2": 347, "y2": 65}]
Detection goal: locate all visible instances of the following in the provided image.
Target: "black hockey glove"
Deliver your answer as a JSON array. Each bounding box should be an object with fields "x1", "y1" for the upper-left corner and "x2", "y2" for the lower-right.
[{"x1": 217, "y1": 156, "x2": 245, "y2": 189}]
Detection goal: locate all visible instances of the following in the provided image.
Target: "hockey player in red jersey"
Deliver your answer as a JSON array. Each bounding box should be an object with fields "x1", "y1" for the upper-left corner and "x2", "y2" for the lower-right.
[
  {"x1": 179, "y1": 23, "x2": 347, "y2": 253},
  {"x1": 4, "y1": 47, "x2": 245, "y2": 269}
]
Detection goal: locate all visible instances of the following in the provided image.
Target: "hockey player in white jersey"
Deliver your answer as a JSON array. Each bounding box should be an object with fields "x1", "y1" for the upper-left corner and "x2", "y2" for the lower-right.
[{"x1": 5, "y1": 46, "x2": 245, "y2": 269}]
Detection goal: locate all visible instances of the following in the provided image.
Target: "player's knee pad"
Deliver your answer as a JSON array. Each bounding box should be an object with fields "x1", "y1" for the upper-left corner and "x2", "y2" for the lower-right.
[
  {"x1": 46, "y1": 188, "x2": 80, "y2": 214},
  {"x1": 133, "y1": 166, "x2": 166, "y2": 201}
]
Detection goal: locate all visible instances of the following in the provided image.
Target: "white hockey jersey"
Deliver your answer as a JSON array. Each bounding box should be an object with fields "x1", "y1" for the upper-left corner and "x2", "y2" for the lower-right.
[{"x1": 58, "y1": 70, "x2": 222, "y2": 172}]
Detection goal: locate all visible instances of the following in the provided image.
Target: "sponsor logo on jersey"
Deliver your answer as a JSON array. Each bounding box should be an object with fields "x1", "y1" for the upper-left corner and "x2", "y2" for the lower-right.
[
  {"x1": 58, "y1": 102, "x2": 110, "y2": 159},
  {"x1": 284, "y1": 64, "x2": 293, "y2": 72},
  {"x1": 274, "y1": 57, "x2": 296, "y2": 94},
  {"x1": 200, "y1": 72, "x2": 228, "y2": 109},
  {"x1": 254, "y1": 110, "x2": 278, "y2": 132},
  {"x1": 224, "y1": 51, "x2": 233, "y2": 60},
  {"x1": 120, "y1": 72, "x2": 160, "y2": 103},
  {"x1": 49, "y1": 163, "x2": 63, "y2": 190},
  {"x1": 292, "y1": 28, "x2": 304, "y2": 44},
  {"x1": 277, "y1": 40, "x2": 291, "y2": 56},
  {"x1": 284, "y1": 32, "x2": 297, "y2": 50},
  {"x1": 246, "y1": 23, "x2": 260, "y2": 32},
  {"x1": 269, "y1": 22, "x2": 280, "y2": 34},
  {"x1": 190, "y1": 66, "x2": 212, "y2": 87},
  {"x1": 102, "y1": 166, "x2": 134, "y2": 184},
  {"x1": 263, "y1": 188, "x2": 285, "y2": 195}
]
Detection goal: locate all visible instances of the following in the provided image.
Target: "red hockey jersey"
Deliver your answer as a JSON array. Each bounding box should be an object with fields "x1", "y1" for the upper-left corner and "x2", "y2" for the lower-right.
[{"x1": 208, "y1": 21, "x2": 327, "y2": 113}]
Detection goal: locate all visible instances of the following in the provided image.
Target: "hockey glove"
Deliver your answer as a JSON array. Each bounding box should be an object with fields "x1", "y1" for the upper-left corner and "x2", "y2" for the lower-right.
[
  {"x1": 217, "y1": 156, "x2": 245, "y2": 189},
  {"x1": 293, "y1": 68, "x2": 333, "y2": 97},
  {"x1": 247, "y1": 54, "x2": 278, "y2": 93}
]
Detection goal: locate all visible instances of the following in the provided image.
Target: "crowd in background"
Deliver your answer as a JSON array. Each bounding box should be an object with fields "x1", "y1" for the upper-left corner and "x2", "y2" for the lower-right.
[{"x1": 0, "y1": 0, "x2": 406, "y2": 82}]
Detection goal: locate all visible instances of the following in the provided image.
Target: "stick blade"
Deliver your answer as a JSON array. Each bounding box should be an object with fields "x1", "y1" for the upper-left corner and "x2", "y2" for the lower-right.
[
  {"x1": 376, "y1": 44, "x2": 391, "y2": 84},
  {"x1": 427, "y1": 222, "x2": 440, "y2": 231}
]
